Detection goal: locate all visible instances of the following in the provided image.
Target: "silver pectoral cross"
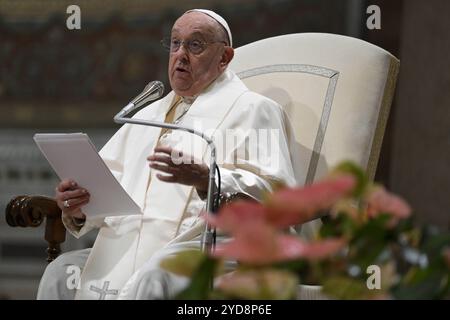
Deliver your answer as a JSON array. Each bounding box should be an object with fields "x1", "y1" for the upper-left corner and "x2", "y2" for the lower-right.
[{"x1": 89, "y1": 281, "x2": 118, "y2": 300}]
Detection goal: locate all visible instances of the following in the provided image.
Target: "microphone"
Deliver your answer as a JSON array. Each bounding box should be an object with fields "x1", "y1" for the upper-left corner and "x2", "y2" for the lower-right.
[{"x1": 115, "y1": 81, "x2": 165, "y2": 119}]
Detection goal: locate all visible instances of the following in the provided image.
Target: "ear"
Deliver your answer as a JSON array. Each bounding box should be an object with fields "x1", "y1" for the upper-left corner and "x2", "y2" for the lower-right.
[{"x1": 219, "y1": 47, "x2": 234, "y2": 71}]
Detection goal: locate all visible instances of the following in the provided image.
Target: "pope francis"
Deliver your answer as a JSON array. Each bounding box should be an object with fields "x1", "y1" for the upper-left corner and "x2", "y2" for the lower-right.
[{"x1": 37, "y1": 9, "x2": 297, "y2": 300}]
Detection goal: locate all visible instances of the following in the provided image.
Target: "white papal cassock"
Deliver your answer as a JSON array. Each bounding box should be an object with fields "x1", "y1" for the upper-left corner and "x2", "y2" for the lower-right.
[{"x1": 62, "y1": 69, "x2": 298, "y2": 299}]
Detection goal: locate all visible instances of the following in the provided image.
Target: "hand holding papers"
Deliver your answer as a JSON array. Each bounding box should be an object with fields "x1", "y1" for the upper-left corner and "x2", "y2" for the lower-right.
[{"x1": 34, "y1": 133, "x2": 142, "y2": 218}]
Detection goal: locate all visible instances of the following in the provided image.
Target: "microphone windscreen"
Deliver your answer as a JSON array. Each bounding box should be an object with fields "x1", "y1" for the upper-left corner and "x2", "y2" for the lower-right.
[{"x1": 131, "y1": 81, "x2": 165, "y2": 106}]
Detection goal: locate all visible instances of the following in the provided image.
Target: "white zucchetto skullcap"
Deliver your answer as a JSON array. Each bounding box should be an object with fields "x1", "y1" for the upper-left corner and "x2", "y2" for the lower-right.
[{"x1": 185, "y1": 9, "x2": 233, "y2": 47}]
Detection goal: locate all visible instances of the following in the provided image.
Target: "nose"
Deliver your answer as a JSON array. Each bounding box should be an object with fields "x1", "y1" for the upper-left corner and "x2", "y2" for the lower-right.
[
  {"x1": 176, "y1": 42, "x2": 189, "y2": 55},
  {"x1": 172, "y1": 45, "x2": 189, "y2": 63}
]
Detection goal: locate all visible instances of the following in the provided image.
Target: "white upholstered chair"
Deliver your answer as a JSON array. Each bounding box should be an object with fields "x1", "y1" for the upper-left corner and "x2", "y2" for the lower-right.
[
  {"x1": 230, "y1": 32, "x2": 399, "y2": 184},
  {"x1": 230, "y1": 32, "x2": 400, "y2": 299}
]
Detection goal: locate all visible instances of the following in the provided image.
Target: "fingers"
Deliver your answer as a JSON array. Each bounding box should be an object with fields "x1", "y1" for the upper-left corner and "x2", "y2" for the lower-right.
[
  {"x1": 55, "y1": 179, "x2": 90, "y2": 214},
  {"x1": 148, "y1": 148, "x2": 208, "y2": 187},
  {"x1": 147, "y1": 154, "x2": 175, "y2": 166},
  {"x1": 56, "y1": 179, "x2": 87, "y2": 198},
  {"x1": 57, "y1": 193, "x2": 90, "y2": 210},
  {"x1": 148, "y1": 147, "x2": 184, "y2": 175},
  {"x1": 151, "y1": 146, "x2": 185, "y2": 164},
  {"x1": 55, "y1": 187, "x2": 89, "y2": 206},
  {"x1": 149, "y1": 162, "x2": 180, "y2": 174},
  {"x1": 59, "y1": 188, "x2": 89, "y2": 200},
  {"x1": 57, "y1": 179, "x2": 78, "y2": 192},
  {"x1": 156, "y1": 173, "x2": 177, "y2": 183},
  {"x1": 153, "y1": 146, "x2": 182, "y2": 157},
  {"x1": 66, "y1": 194, "x2": 90, "y2": 206}
]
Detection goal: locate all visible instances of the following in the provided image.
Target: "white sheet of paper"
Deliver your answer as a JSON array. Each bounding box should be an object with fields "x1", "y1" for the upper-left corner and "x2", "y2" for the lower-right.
[{"x1": 34, "y1": 133, "x2": 142, "y2": 218}]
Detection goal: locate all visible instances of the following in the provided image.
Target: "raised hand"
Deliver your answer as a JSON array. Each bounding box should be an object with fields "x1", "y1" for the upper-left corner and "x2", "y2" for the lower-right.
[{"x1": 148, "y1": 146, "x2": 209, "y2": 193}]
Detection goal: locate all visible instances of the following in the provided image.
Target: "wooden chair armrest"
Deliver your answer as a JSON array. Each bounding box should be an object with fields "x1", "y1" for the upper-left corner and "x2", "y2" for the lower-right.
[{"x1": 5, "y1": 195, "x2": 65, "y2": 262}]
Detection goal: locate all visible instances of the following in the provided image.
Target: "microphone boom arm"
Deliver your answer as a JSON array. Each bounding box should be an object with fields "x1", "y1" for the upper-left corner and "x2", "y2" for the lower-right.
[{"x1": 113, "y1": 112, "x2": 217, "y2": 255}]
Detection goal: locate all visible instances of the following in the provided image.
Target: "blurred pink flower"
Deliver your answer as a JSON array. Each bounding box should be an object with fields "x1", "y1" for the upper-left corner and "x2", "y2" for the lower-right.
[
  {"x1": 205, "y1": 201, "x2": 266, "y2": 234},
  {"x1": 330, "y1": 200, "x2": 360, "y2": 220},
  {"x1": 282, "y1": 237, "x2": 347, "y2": 261},
  {"x1": 265, "y1": 174, "x2": 356, "y2": 227},
  {"x1": 212, "y1": 220, "x2": 346, "y2": 265},
  {"x1": 206, "y1": 175, "x2": 355, "y2": 236},
  {"x1": 366, "y1": 186, "x2": 411, "y2": 224},
  {"x1": 205, "y1": 174, "x2": 351, "y2": 265},
  {"x1": 211, "y1": 220, "x2": 279, "y2": 265}
]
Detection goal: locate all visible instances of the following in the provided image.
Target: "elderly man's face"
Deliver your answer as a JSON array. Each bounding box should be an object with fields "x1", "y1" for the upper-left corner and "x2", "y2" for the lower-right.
[{"x1": 168, "y1": 12, "x2": 233, "y2": 97}]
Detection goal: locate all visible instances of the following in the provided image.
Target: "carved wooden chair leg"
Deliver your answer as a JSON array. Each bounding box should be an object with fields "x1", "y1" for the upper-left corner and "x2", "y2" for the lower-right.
[{"x1": 5, "y1": 195, "x2": 66, "y2": 262}]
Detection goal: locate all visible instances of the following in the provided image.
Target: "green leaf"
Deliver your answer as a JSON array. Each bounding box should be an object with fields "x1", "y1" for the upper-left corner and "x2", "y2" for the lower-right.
[
  {"x1": 392, "y1": 269, "x2": 447, "y2": 299},
  {"x1": 320, "y1": 212, "x2": 356, "y2": 238},
  {"x1": 160, "y1": 250, "x2": 206, "y2": 277},
  {"x1": 421, "y1": 231, "x2": 450, "y2": 261},
  {"x1": 271, "y1": 259, "x2": 307, "y2": 273},
  {"x1": 213, "y1": 269, "x2": 299, "y2": 300},
  {"x1": 347, "y1": 215, "x2": 392, "y2": 268},
  {"x1": 332, "y1": 161, "x2": 369, "y2": 198},
  {"x1": 322, "y1": 276, "x2": 386, "y2": 299},
  {"x1": 175, "y1": 255, "x2": 218, "y2": 300}
]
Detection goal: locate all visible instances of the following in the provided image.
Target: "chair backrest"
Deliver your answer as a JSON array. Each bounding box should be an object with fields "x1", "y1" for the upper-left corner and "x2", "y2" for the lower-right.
[{"x1": 229, "y1": 33, "x2": 399, "y2": 185}]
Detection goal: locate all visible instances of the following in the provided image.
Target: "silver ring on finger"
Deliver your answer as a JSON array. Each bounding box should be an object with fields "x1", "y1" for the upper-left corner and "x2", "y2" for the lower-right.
[{"x1": 63, "y1": 199, "x2": 70, "y2": 208}]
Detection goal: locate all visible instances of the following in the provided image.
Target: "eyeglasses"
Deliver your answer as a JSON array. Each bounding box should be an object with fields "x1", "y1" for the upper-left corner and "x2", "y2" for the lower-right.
[{"x1": 161, "y1": 37, "x2": 226, "y2": 55}]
